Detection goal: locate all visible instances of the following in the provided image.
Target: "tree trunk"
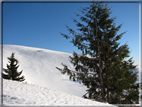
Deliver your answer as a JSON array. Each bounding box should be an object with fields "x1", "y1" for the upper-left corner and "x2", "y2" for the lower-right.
[{"x1": 95, "y1": 12, "x2": 104, "y2": 101}]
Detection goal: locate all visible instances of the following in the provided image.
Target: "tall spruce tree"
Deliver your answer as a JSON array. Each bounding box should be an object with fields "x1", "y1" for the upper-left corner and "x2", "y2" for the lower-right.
[
  {"x1": 56, "y1": 2, "x2": 139, "y2": 104},
  {"x1": 2, "y1": 53, "x2": 25, "y2": 82}
]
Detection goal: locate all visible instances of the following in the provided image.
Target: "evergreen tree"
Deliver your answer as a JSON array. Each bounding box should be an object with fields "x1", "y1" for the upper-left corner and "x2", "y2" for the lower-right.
[
  {"x1": 56, "y1": 1, "x2": 139, "y2": 104},
  {"x1": 2, "y1": 52, "x2": 25, "y2": 82}
]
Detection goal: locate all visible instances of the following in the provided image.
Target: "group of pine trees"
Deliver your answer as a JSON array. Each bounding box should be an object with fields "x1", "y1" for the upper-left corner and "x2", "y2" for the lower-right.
[
  {"x1": 56, "y1": 1, "x2": 140, "y2": 104},
  {"x1": 2, "y1": 53, "x2": 25, "y2": 82}
]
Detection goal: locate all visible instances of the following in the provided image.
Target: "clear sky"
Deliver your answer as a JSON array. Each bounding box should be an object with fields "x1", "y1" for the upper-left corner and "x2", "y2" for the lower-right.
[{"x1": 3, "y1": 1, "x2": 139, "y2": 67}]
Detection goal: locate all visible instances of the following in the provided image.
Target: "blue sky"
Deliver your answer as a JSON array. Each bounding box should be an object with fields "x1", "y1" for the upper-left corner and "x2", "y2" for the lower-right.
[{"x1": 3, "y1": 2, "x2": 139, "y2": 67}]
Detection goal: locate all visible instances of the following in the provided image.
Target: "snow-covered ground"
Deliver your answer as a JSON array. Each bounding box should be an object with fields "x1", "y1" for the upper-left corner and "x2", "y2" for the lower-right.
[
  {"x1": 2, "y1": 45, "x2": 117, "y2": 106},
  {"x1": 3, "y1": 79, "x2": 115, "y2": 106}
]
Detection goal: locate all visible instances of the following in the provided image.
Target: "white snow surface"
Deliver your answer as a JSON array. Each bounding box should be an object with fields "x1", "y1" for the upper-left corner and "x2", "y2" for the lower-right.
[
  {"x1": 2, "y1": 45, "x2": 116, "y2": 106},
  {"x1": 3, "y1": 79, "x2": 115, "y2": 106}
]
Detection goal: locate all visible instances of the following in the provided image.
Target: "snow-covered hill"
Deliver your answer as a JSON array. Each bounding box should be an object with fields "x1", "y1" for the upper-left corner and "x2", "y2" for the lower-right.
[
  {"x1": 3, "y1": 45, "x2": 87, "y2": 97},
  {"x1": 3, "y1": 79, "x2": 115, "y2": 106},
  {"x1": 2, "y1": 45, "x2": 118, "y2": 106}
]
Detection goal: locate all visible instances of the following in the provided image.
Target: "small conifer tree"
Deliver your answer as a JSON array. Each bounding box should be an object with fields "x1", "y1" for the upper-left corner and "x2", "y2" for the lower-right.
[{"x1": 2, "y1": 52, "x2": 25, "y2": 82}]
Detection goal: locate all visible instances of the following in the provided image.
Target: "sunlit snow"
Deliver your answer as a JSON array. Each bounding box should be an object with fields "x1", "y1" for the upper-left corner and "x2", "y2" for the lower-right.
[
  {"x1": 2, "y1": 45, "x2": 116, "y2": 106},
  {"x1": 3, "y1": 79, "x2": 115, "y2": 106}
]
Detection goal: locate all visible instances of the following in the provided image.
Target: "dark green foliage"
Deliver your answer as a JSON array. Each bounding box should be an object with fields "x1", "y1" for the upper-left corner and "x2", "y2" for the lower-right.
[
  {"x1": 2, "y1": 53, "x2": 25, "y2": 82},
  {"x1": 56, "y1": 1, "x2": 139, "y2": 104}
]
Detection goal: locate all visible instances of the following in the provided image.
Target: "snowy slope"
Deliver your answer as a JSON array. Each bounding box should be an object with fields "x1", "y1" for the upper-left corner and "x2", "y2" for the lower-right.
[
  {"x1": 3, "y1": 45, "x2": 87, "y2": 97},
  {"x1": 2, "y1": 45, "x2": 118, "y2": 106},
  {"x1": 3, "y1": 79, "x2": 116, "y2": 106}
]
